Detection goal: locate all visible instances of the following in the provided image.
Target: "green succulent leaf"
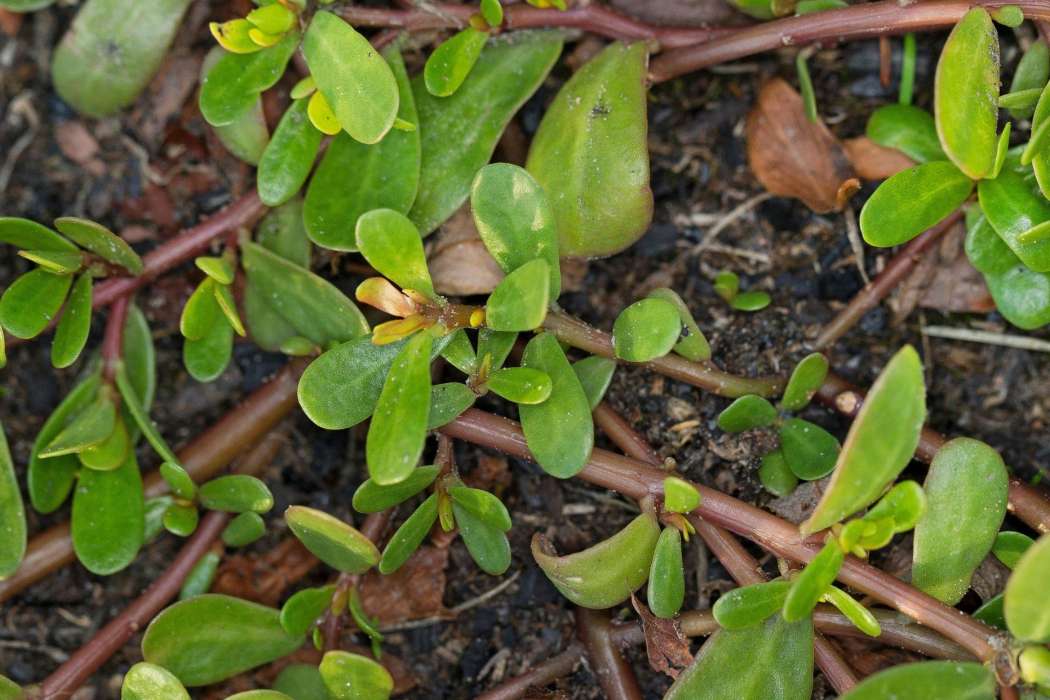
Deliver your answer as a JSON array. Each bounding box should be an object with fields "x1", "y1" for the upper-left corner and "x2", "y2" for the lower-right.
[
  {"x1": 485, "y1": 367, "x2": 552, "y2": 404},
  {"x1": 779, "y1": 418, "x2": 839, "y2": 481},
  {"x1": 865, "y1": 105, "x2": 945, "y2": 163},
  {"x1": 965, "y1": 208, "x2": 1017, "y2": 275},
  {"x1": 758, "y1": 450, "x2": 798, "y2": 498},
  {"x1": 859, "y1": 161, "x2": 973, "y2": 247},
  {"x1": 121, "y1": 662, "x2": 190, "y2": 700},
  {"x1": 163, "y1": 502, "x2": 200, "y2": 537},
  {"x1": 51, "y1": 0, "x2": 193, "y2": 118},
  {"x1": 839, "y1": 661, "x2": 994, "y2": 700},
  {"x1": 355, "y1": 209, "x2": 436, "y2": 301},
  {"x1": 116, "y1": 367, "x2": 180, "y2": 468},
  {"x1": 302, "y1": 11, "x2": 398, "y2": 144},
  {"x1": 440, "y1": 330, "x2": 476, "y2": 374},
  {"x1": 484, "y1": 258, "x2": 550, "y2": 331},
  {"x1": 258, "y1": 99, "x2": 323, "y2": 207},
  {"x1": 286, "y1": 505, "x2": 381, "y2": 574},
  {"x1": 712, "y1": 580, "x2": 792, "y2": 630},
  {"x1": 183, "y1": 316, "x2": 233, "y2": 383},
  {"x1": 1005, "y1": 533, "x2": 1050, "y2": 642},
  {"x1": 993, "y1": 531, "x2": 1035, "y2": 570},
  {"x1": 800, "y1": 346, "x2": 925, "y2": 535},
  {"x1": 730, "y1": 291, "x2": 770, "y2": 312},
  {"x1": 452, "y1": 499, "x2": 511, "y2": 575},
  {"x1": 665, "y1": 615, "x2": 813, "y2": 700},
  {"x1": 864, "y1": 480, "x2": 926, "y2": 535},
  {"x1": 353, "y1": 465, "x2": 440, "y2": 514},
  {"x1": 647, "y1": 526, "x2": 685, "y2": 619},
  {"x1": 222, "y1": 511, "x2": 266, "y2": 548},
  {"x1": 142, "y1": 594, "x2": 303, "y2": 686},
  {"x1": 194, "y1": 256, "x2": 234, "y2": 286},
  {"x1": 200, "y1": 47, "x2": 269, "y2": 165},
  {"x1": 39, "y1": 391, "x2": 116, "y2": 458},
  {"x1": 1007, "y1": 40, "x2": 1049, "y2": 120},
  {"x1": 212, "y1": 280, "x2": 245, "y2": 337},
  {"x1": 409, "y1": 31, "x2": 563, "y2": 235},
  {"x1": 476, "y1": 329, "x2": 517, "y2": 372},
  {"x1": 179, "y1": 551, "x2": 220, "y2": 600},
  {"x1": 519, "y1": 333, "x2": 594, "y2": 478},
  {"x1": 379, "y1": 493, "x2": 438, "y2": 575},
  {"x1": 612, "y1": 297, "x2": 680, "y2": 362},
  {"x1": 0, "y1": 423, "x2": 26, "y2": 579},
  {"x1": 198, "y1": 475, "x2": 273, "y2": 514},
  {"x1": 72, "y1": 452, "x2": 144, "y2": 575},
  {"x1": 646, "y1": 288, "x2": 710, "y2": 361},
  {"x1": 201, "y1": 30, "x2": 299, "y2": 126},
  {"x1": 912, "y1": 438, "x2": 1007, "y2": 605},
  {"x1": 663, "y1": 476, "x2": 700, "y2": 514},
  {"x1": 716, "y1": 395, "x2": 777, "y2": 433},
  {"x1": 0, "y1": 217, "x2": 77, "y2": 252},
  {"x1": 158, "y1": 461, "x2": 195, "y2": 501},
  {"x1": 19, "y1": 249, "x2": 84, "y2": 275},
  {"x1": 526, "y1": 41, "x2": 652, "y2": 256},
  {"x1": 0, "y1": 268, "x2": 73, "y2": 340},
  {"x1": 782, "y1": 539, "x2": 844, "y2": 622},
  {"x1": 823, "y1": 585, "x2": 880, "y2": 637},
  {"x1": 448, "y1": 486, "x2": 511, "y2": 532},
  {"x1": 280, "y1": 585, "x2": 336, "y2": 637},
  {"x1": 471, "y1": 162, "x2": 561, "y2": 298},
  {"x1": 481, "y1": 0, "x2": 503, "y2": 25},
  {"x1": 226, "y1": 692, "x2": 294, "y2": 700},
  {"x1": 274, "y1": 664, "x2": 330, "y2": 700},
  {"x1": 180, "y1": 279, "x2": 220, "y2": 341},
  {"x1": 53, "y1": 217, "x2": 144, "y2": 274},
  {"x1": 531, "y1": 509, "x2": 659, "y2": 609},
  {"x1": 367, "y1": 330, "x2": 432, "y2": 485},
  {"x1": 985, "y1": 262, "x2": 1050, "y2": 330},
  {"x1": 319, "y1": 651, "x2": 393, "y2": 700},
  {"x1": 304, "y1": 46, "x2": 420, "y2": 252},
  {"x1": 934, "y1": 8, "x2": 1000, "y2": 179},
  {"x1": 78, "y1": 416, "x2": 130, "y2": 471},
  {"x1": 572, "y1": 356, "x2": 617, "y2": 410},
  {"x1": 51, "y1": 272, "x2": 92, "y2": 369},
  {"x1": 973, "y1": 592, "x2": 1006, "y2": 630},
  {"x1": 427, "y1": 382, "x2": 476, "y2": 429},
  {"x1": 425, "y1": 27, "x2": 489, "y2": 97},
  {"x1": 977, "y1": 157, "x2": 1050, "y2": 272},
  {"x1": 780, "y1": 353, "x2": 829, "y2": 412}
]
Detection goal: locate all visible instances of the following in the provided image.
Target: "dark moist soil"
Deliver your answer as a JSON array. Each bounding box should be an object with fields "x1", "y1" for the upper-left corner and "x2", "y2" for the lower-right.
[{"x1": 2, "y1": 5, "x2": 1049, "y2": 700}]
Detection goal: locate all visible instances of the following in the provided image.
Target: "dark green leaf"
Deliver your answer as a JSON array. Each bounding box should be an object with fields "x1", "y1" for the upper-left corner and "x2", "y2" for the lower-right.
[
  {"x1": 424, "y1": 27, "x2": 488, "y2": 97},
  {"x1": 144, "y1": 496, "x2": 173, "y2": 545},
  {"x1": 409, "y1": 31, "x2": 563, "y2": 235},
  {"x1": 353, "y1": 466, "x2": 439, "y2": 514},
  {"x1": 72, "y1": 452, "x2": 144, "y2": 575},
  {"x1": 526, "y1": 41, "x2": 652, "y2": 256},
  {"x1": 163, "y1": 502, "x2": 199, "y2": 537},
  {"x1": 257, "y1": 199, "x2": 311, "y2": 266},
  {"x1": 19, "y1": 249, "x2": 83, "y2": 275},
  {"x1": 51, "y1": 272, "x2": 92, "y2": 368},
  {"x1": 984, "y1": 261, "x2": 1050, "y2": 330},
  {"x1": 646, "y1": 288, "x2": 710, "y2": 361},
  {"x1": 993, "y1": 531, "x2": 1035, "y2": 569},
  {"x1": 839, "y1": 662, "x2": 994, "y2": 700},
  {"x1": 449, "y1": 486, "x2": 511, "y2": 531},
  {"x1": 179, "y1": 551, "x2": 219, "y2": 600},
  {"x1": 865, "y1": 105, "x2": 945, "y2": 163},
  {"x1": 302, "y1": 11, "x2": 398, "y2": 144},
  {"x1": 612, "y1": 297, "x2": 680, "y2": 362},
  {"x1": 713, "y1": 580, "x2": 791, "y2": 629},
  {"x1": 304, "y1": 46, "x2": 420, "y2": 252},
  {"x1": 51, "y1": 0, "x2": 193, "y2": 117},
  {"x1": 476, "y1": 329, "x2": 516, "y2": 372},
  {"x1": 531, "y1": 510, "x2": 659, "y2": 608},
  {"x1": 298, "y1": 337, "x2": 407, "y2": 430},
  {"x1": 440, "y1": 329, "x2": 476, "y2": 374},
  {"x1": 934, "y1": 8, "x2": 1000, "y2": 179},
  {"x1": 471, "y1": 163, "x2": 560, "y2": 298},
  {"x1": 319, "y1": 651, "x2": 393, "y2": 700},
  {"x1": 519, "y1": 333, "x2": 593, "y2": 478},
  {"x1": 780, "y1": 353, "x2": 828, "y2": 412},
  {"x1": 782, "y1": 539, "x2": 844, "y2": 622},
  {"x1": 1005, "y1": 533, "x2": 1050, "y2": 642},
  {"x1": 78, "y1": 416, "x2": 130, "y2": 471},
  {"x1": 665, "y1": 615, "x2": 812, "y2": 700},
  {"x1": 116, "y1": 366, "x2": 179, "y2": 466},
  {"x1": 355, "y1": 209, "x2": 436, "y2": 301},
  {"x1": 183, "y1": 318, "x2": 233, "y2": 383},
  {"x1": 200, "y1": 47, "x2": 269, "y2": 165},
  {"x1": 965, "y1": 208, "x2": 1017, "y2": 275},
  {"x1": 379, "y1": 494, "x2": 438, "y2": 574},
  {"x1": 180, "y1": 279, "x2": 221, "y2": 341},
  {"x1": 484, "y1": 259, "x2": 550, "y2": 331},
  {"x1": 864, "y1": 480, "x2": 926, "y2": 535},
  {"x1": 274, "y1": 664, "x2": 331, "y2": 700},
  {"x1": 913, "y1": 438, "x2": 1007, "y2": 604},
  {"x1": 859, "y1": 161, "x2": 973, "y2": 247},
  {"x1": 142, "y1": 594, "x2": 303, "y2": 686},
  {"x1": 452, "y1": 500, "x2": 511, "y2": 575},
  {"x1": 367, "y1": 330, "x2": 432, "y2": 485},
  {"x1": 0, "y1": 423, "x2": 26, "y2": 579},
  {"x1": 485, "y1": 367, "x2": 551, "y2": 404},
  {"x1": 801, "y1": 346, "x2": 925, "y2": 534},
  {"x1": 716, "y1": 395, "x2": 777, "y2": 433},
  {"x1": 1007, "y1": 40, "x2": 1049, "y2": 120},
  {"x1": 159, "y1": 461, "x2": 195, "y2": 500},
  {"x1": 427, "y1": 382, "x2": 476, "y2": 429},
  {"x1": 258, "y1": 99, "x2": 323, "y2": 207},
  {"x1": 199, "y1": 475, "x2": 273, "y2": 513},
  {"x1": 0, "y1": 217, "x2": 77, "y2": 252},
  {"x1": 222, "y1": 511, "x2": 266, "y2": 547},
  {"x1": 286, "y1": 505, "x2": 380, "y2": 574},
  {"x1": 0, "y1": 269, "x2": 73, "y2": 339},
  {"x1": 779, "y1": 418, "x2": 839, "y2": 481},
  {"x1": 280, "y1": 585, "x2": 335, "y2": 637},
  {"x1": 53, "y1": 217, "x2": 143, "y2": 274},
  {"x1": 977, "y1": 157, "x2": 1050, "y2": 272},
  {"x1": 121, "y1": 662, "x2": 190, "y2": 700},
  {"x1": 758, "y1": 450, "x2": 798, "y2": 497},
  {"x1": 647, "y1": 526, "x2": 685, "y2": 618},
  {"x1": 200, "y1": 30, "x2": 300, "y2": 126},
  {"x1": 39, "y1": 392, "x2": 116, "y2": 458},
  {"x1": 572, "y1": 356, "x2": 616, "y2": 410},
  {"x1": 973, "y1": 592, "x2": 1006, "y2": 629}
]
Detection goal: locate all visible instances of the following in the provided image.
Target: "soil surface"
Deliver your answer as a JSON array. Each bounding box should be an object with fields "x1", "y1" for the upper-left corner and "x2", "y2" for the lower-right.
[{"x1": 2, "y1": 4, "x2": 1048, "y2": 699}]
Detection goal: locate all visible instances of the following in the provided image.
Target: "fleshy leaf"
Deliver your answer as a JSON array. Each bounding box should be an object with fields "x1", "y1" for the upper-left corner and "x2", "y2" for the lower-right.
[
  {"x1": 663, "y1": 476, "x2": 700, "y2": 514},
  {"x1": 78, "y1": 416, "x2": 130, "y2": 471},
  {"x1": 865, "y1": 105, "x2": 945, "y2": 163},
  {"x1": 484, "y1": 258, "x2": 550, "y2": 331},
  {"x1": 286, "y1": 506, "x2": 381, "y2": 574},
  {"x1": 200, "y1": 30, "x2": 299, "y2": 126},
  {"x1": 280, "y1": 585, "x2": 335, "y2": 637},
  {"x1": 859, "y1": 161, "x2": 973, "y2": 247},
  {"x1": 452, "y1": 499, "x2": 511, "y2": 575},
  {"x1": 713, "y1": 580, "x2": 792, "y2": 629},
  {"x1": 572, "y1": 356, "x2": 616, "y2": 410},
  {"x1": 424, "y1": 27, "x2": 489, "y2": 97},
  {"x1": 121, "y1": 662, "x2": 190, "y2": 700},
  {"x1": 39, "y1": 391, "x2": 116, "y2": 458},
  {"x1": 198, "y1": 475, "x2": 272, "y2": 513},
  {"x1": 716, "y1": 395, "x2": 777, "y2": 433},
  {"x1": 274, "y1": 665, "x2": 330, "y2": 700},
  {"x1": 72, "y1": 453, "x2": 144, "y2": 575},
  {"x1": 646, "y1": 288, "x2": 710, "y2": 361},
  {"x1": 0, "y1": 269, "x2": 73, "y2": 340},
  {"x1": 379, "y1": 493, "x2": 438, "y2": 575},
  {"x1": 183, "y1": 318, "x2": 233, "y2": 383},
  {"x1": 352, "y1": 465, "x2": 440, "y2": 514},
  {"x1": 53, "y1": 217, "x2": 143, "y2": 274},
  {"x1": 647, "y1": 526, "x2": 685, "y2": 618},
  {"x1": 758, "y1": 450, "x2": 798, "y2": 497},
  {"x1": 355, "y1": 209, "x2": 436, "y2": 302},
  {"x1": 977, "y1": 156, "x2": 1050, "y2": 272},
  {"x1": 163, "y1": 502, "x2": 199, "y2": 537},
  {"x1": 779, "y1": 418, "x2": 839, "y2": 481},
  {"x1": 782, "y1": 539, "x2": 844, "y2": 622},
  {"x1": 612, "y1": 297, "x2": 680, "y2": 362},
  {"x1": 258, "y1": 99, "x2": 323, "y2": 207},
  {"x1": 839, "y1": 662, "x2": 994, "y2": 700},
  {"x1": 0, "y1": 217, "x2": 77, "y2": 252},
  {"x1": 992, "y1": 531, "x2": 1034, "y2": 569},
  {"x1": 221, "y1": 511, "x2": 266, "y2": 548},
  {"x1": 427, "y1": 382, "x2": 476, "y2": 429},
  {"x1": 449, "y1": 486, "x2": 511, "y2": 532},
  {"x1": 319, "y1": 651, "x2": 393, "y2": 700},
  {"x1": 780, "y1": 353, "x2": 829, "y2": 412},
  {"x1": 0, "y1": 424, "x2": 26, "y2": 579},
  {"x1": 200, "y1": 48, "x2": 269, "y2": 165},
  {"x1": 51, "y1": 272, "x2": 92, "y2": 368},
  {"x1": 485, "y1": 367, "x2": 552, "y2": 404},
  {"x1": 1007, "y1": 40, "x2": 1049, "y2": 120},
  {"x1": 1004, "y1": 532, "x2": 1050, "y2": 642}
]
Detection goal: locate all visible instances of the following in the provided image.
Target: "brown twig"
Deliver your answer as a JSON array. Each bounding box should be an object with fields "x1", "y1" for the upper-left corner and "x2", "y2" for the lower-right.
[
  {"x1": 475, "y1": 643, "x2": 585, "y2": 700},
  {"x1": 593, "y1": 402, "x2": 662, "y2": 466},
  {"x1": 649, "y1": 0, "x2": 1050, "y2": 82},
  {"x1": 812, "y1": 212, "x2": 962, "y2": 351},
  {"x1": 575, "y1": 608, "x2": 644, "y2": 700},
  {"x1": 36, "y1": 431, "x2": 285, "y2": 699},
  {"x1": 0, "y1": 360, "x2": 303, "y2": 604}
]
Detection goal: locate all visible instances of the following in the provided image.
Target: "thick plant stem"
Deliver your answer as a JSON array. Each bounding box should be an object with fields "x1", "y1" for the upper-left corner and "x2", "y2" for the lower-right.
[
  {"x1": 100, "y1": 295, "x2": 129, "y2": 384},
  {"x1": 36, "y1": 432, "x2": 285, "y2": 699},
  {"x1": 441, "y1": 409, "x2": 1001, "y2": 663},
  {"x1": 322, "y1": 510, "x2": 394, "y2": 650},
  {"x1": 543, "y1": 310, "x2": 785, "y2": 398},
  {"x1": 593, "y1": 402, "x2": 662, "y2": 467},
  {"x1": 575, "y1": 608, "x2": 644, "y2": 700},
  {"x1": 0, "y1": 360, "x2": 303, "y2": 604},
  {"x1": 650, "y1": 0, "x2": 1050, "y2": 82},
  {"x1": 812, "y1": 212, "x2": 962, "y2": 350},
  {"x1": 336, "y1": 2, "x2": 726, "y2": 50}
]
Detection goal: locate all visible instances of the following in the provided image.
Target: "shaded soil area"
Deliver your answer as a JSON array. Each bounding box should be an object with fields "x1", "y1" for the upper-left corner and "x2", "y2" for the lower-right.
[{"x1": 1, "y1": 4, "x2": 1048, "y2": 699}]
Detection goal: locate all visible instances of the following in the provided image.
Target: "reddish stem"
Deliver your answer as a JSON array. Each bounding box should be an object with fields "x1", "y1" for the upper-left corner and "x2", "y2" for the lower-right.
[
  {"x1": 575, "y1": 608, "x2": 644, "y2": 700},
  {"x1": 593, "y1": 402, "x2": 662, "y2": 466},
  {"x1": 100, "y1": 295, "x2": 130, "y2": 384},
  {"x1": 649, "y1": 0, "x2": 1050, "y2": 82},
  {"x1": 812, "y1": 212, "x2": 961, "y2": 351}
]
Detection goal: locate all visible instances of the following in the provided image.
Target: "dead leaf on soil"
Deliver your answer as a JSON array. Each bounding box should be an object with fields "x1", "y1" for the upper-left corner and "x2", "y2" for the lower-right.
[
  {"x1": 746, "y1": 79, "x2": 858, "y2": 213},
  {"x1": 358, "y1": 546, "x2": 450, "y2": 626},
  {"x1": 631, "y1": 595, "x2": 694, "y2": 679},
  {"x1": 428, "y1": 206, "x2": 506, "y2": 296},
  {"x1": 843, "y1": 136, "x2": 915, "y2": 181},
  {"x1": 211, "y1": 537, "x2": 319, "y2": 606},
  {"x1": 55, "y1": 121, "x2": 105, "y2": 176}
]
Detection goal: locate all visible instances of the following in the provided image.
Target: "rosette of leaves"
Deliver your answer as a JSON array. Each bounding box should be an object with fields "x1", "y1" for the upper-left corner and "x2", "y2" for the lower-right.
[
  {"x1": 860, "y1": 8, "x2": 1050, "y2": 330},
  {"x1": 0, "y1": 217, "x2": 144, "y2": 369},
  {"x1": 716, "y1": 352, "x2": 835, "y2": 496}
]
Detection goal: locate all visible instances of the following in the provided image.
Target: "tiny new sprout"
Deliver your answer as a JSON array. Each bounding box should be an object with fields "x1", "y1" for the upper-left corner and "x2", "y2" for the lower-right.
[{"x1": 714, "y1": 270, "x2": 771, "y2": 312}]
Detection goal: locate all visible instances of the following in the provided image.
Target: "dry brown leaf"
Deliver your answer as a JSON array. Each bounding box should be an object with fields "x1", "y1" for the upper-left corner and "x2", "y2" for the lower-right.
[
  {"x1": 843, "y1": 136, "x2": 915, "y2": 181},
  {"x1": 427, "y1": 206, "x2": 506, "y2": 296},
  {"x1": 54, "y1": 121, "x2": 104, "y2": 176},
  {"x1": 0, "y1": 9, "x2": 22, "y2": 37},
  {"x1": 891, "y1": 224, "x2": 994, "y2": 322},
  {"x1": 358, "y1": 546, "x2": 450, "y2": 626},
  {"x1": 211, "y1": 537, "x2": 319, "y2": 606},
  {"x1": 631, "y1": 595, "x2": 694, "y2": 679},
  {"x1": 746, "y1": 79, "x2": 857, "y2": 213}
]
